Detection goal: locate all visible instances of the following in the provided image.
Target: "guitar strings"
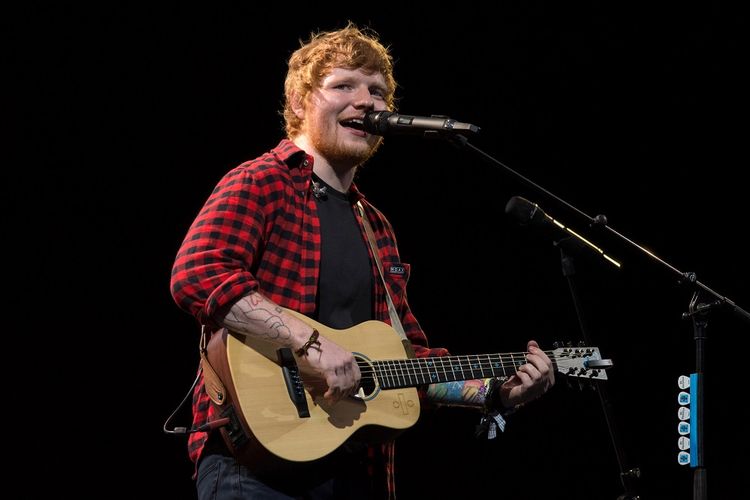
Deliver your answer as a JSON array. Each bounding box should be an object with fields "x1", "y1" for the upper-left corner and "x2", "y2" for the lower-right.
[
  {"x1": 351, "y1": 350, "x2": 598, "y2": 385},
  {"x1": 353, "y1": 351, "x2": 572, "y2": 378}
]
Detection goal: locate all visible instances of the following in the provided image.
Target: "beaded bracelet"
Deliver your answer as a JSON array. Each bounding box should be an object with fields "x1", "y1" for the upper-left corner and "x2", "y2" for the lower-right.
[{"x1": 295, "y1": 329, "x2": 321, "y2": 357}]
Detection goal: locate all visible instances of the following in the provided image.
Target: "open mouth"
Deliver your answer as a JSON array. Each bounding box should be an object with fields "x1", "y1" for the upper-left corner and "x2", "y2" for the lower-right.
[{"x1": 339, "y1": 118, "x2": 365, "y2": 131}]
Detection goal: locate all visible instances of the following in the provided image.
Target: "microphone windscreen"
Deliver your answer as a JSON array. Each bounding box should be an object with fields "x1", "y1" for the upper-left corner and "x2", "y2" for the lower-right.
[
  {"x1": 362, "y1": 111, "x2": 394, "y2": 135},
  {"x1": 505, "y1": 196, "x2": 540, "y2": 226}
]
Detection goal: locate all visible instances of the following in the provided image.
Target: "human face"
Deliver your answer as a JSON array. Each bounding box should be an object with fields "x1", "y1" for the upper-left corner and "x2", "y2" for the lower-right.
[{"x1": 300, "y1": 67, "x2": 389, "y2": 169}]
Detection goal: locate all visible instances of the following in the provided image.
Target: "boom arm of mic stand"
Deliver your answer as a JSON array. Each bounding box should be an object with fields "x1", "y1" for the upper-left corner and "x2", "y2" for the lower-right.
[{"x1": 448, "y1": 136, "x2": 750, "y2": 323}]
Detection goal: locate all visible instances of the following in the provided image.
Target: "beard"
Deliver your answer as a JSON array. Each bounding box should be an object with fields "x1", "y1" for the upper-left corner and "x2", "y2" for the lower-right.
[{"x1": 308, "y1": 123, "x2": 383, "y2": 169}]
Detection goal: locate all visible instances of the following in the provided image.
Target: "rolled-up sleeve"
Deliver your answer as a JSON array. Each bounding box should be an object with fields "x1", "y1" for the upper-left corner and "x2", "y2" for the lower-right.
[{"x1": 170, "y1": 168, "x2": 264, "y2": 327}]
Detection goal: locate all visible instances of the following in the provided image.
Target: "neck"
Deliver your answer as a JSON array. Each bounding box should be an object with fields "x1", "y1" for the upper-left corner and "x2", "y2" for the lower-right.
[{"x1": 292, "y1": 136, "x2": 357, "y2": 193}]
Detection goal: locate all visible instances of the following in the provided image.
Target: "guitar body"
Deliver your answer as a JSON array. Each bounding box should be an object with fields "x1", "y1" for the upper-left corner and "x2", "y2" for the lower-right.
[{"x1": 208, "y1": 311, "x2": 420, "y2": 466}]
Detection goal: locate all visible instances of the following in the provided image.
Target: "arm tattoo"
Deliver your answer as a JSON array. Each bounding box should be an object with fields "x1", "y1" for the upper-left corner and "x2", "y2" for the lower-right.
[
  {"x1": 425, "y1": 379, "x2": 491, "y2": 408},
  {"x1": 222, "y1": 294, "x2": 293, "y2": 343}
]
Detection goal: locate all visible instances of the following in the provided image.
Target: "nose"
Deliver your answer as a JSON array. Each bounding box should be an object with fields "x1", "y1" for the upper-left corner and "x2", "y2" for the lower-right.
[{"x1": 353, "y1": 87, "x2": 375, "y2": 110}]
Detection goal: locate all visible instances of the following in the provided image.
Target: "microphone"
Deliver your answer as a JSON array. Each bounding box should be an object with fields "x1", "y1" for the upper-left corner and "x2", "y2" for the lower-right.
[
  {"x1": 356, "y1": 111, "x2": 480, "y2": 136},
  {"x1": 505, "y1": 196, "x2": 621, "y2": 268}
]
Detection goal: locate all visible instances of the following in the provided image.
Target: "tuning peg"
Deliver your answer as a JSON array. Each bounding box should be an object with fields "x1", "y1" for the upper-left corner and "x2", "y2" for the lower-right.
[
  {"x1": 553, "y1": 341, "x2": 560, "y2": 349},
  {"x1": 566, "y1": 340, "x2": 573, "y2": 347},
  {"x1": 578, "y1": 340, "x2": 586, "y2": 347}
]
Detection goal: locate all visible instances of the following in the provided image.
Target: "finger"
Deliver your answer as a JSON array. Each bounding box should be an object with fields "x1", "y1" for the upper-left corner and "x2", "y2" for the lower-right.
[
  {"x1": 527, "y1": 342, "x2": 553, "y2": 367},
  {"x1": 527, "y1": 343, "x2": 552, "y2": 366},
  {"x1": 521, "y1": 359, "x2": 554, "y2": 395},
  {"x1": 518, "y1": 361, "x2": 541, "y2": 383},
  {"x1": 524, "y1": 353, "x2": 551, "y2": 377},
  {"x1": 514, "y1": 368, "x2": 533, "y2": 387},
  {"x1": 325, "y1": 385, "x2": 343, "y2": 403}
]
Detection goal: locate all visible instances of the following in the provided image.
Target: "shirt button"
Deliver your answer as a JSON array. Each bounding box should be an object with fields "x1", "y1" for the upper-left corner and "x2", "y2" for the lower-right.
[{"x1": 303, "y1": 160, "x2": 309, "y2": 167}]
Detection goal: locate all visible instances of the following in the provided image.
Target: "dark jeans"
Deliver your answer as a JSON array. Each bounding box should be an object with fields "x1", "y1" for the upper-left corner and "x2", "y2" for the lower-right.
[{"x1": 196, "y1": 438, "x2": 378, "y2": 500}]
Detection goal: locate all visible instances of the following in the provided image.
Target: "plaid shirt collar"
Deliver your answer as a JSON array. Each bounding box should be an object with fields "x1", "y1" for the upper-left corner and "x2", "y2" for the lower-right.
[{"x1": 273, "y1": 138, "x2": 366, "y2": 205}]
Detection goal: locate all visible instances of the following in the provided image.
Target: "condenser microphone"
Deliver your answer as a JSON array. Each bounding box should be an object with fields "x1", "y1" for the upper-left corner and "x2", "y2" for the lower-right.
[
  {"x1": 505, "y1": 196, "x2": 621, "y2": 268},
  {"x1": 355, "y1": 111, "x2": 480, "y2": 137}
]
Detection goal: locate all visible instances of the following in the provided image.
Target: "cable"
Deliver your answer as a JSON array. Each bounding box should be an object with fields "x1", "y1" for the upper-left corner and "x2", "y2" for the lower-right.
[{"x1": 163, "y1": 368, "x2": 201, "y2": 435}]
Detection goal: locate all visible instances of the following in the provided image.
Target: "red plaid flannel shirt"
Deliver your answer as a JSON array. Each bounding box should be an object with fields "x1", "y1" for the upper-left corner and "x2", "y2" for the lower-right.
[{"x1": 170, "y1": 139, "x2": 448, "y2": 496}]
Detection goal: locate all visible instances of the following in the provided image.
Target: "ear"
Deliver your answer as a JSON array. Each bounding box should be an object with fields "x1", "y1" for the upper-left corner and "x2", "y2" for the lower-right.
[{"x1": 290, "y1": 90, "x2": 305, "y2": 120}]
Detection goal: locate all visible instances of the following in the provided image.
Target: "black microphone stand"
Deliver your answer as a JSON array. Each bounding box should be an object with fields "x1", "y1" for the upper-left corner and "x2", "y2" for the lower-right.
[
  {"x1": 558, "y1": 242, "x2": 640, "y2": 499},
  {"x1": 440, "y1": 132, "x2": 750, "y2": 500}
]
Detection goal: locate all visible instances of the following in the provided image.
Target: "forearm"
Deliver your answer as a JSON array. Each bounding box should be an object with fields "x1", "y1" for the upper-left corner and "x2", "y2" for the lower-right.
[
  {"x1": 220, "y1": 291, "x2": 314, "y2": 352},
  {"x1": 425, "y1": 379, "x2": 493, "y2": 408},
  {"x1": 222, "y1": 291, "x2": 360, "y2": 402}
]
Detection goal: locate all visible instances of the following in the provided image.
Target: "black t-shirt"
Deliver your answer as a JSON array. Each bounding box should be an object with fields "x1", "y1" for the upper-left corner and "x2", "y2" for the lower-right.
[{"x1": 312, "y1": 173, "x2": 373, "y2": 328}]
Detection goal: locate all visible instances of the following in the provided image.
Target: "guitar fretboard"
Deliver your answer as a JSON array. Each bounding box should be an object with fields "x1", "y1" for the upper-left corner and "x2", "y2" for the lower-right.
[{"x1": 372, "y1": 353, "x2": 533, "y2": 390}]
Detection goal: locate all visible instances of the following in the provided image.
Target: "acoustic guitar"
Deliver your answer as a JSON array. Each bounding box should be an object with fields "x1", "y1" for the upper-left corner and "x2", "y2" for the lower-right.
[{"x1": 206, "y1": 309, "x2": 611, "y2": 465}]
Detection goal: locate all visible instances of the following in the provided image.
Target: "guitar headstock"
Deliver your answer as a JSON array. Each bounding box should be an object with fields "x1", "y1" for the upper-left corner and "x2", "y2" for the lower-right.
[{"x1": 552, "y1": 345, "x2": 612, "y2": 380}]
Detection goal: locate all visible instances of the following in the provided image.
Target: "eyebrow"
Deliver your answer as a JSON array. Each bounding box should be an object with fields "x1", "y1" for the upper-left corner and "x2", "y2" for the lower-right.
[{"x1": 327, "y1": 74, "x2": 386, "y2": 92}]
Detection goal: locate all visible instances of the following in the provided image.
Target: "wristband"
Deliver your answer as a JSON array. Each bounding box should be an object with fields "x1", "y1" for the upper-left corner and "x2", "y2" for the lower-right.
[{"x1": 295, "y1": 329, "x2": 321, "y2": 357}]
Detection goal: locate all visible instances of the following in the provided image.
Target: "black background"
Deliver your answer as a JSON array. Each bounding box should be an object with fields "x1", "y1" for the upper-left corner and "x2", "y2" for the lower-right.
[{"x1": 10, "y1": 3, "x2": 748, "y2": 499}]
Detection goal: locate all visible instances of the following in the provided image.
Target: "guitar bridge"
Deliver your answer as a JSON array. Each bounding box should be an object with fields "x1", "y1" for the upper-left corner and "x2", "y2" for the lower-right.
[{"x1": 277, "y1": 348, "x2": 310, "y2": 418}]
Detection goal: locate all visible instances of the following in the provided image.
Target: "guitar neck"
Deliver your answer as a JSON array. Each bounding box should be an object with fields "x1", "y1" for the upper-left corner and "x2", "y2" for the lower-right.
[{"x1": 373, "y1": 352, "x2": 537, "y2": 389}]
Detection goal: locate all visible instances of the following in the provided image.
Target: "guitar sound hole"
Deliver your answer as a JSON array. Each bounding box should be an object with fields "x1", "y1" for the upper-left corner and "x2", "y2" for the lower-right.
[{"x1": 356, "y1": 357, "x2": 377, "y2": 398}]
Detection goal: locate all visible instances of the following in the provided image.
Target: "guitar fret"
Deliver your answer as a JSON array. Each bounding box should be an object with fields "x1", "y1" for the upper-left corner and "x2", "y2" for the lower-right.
[
  {"x1": 485, "y1": 354, "x2": 496, "y2": 378},
  {"x1": 373, "y1": 361, "x2": 383, "y2": 389},
  {"x1": 376, "y1": 361, "x2": 389, "y2": 389},
  {"x1": 410, "y1": 359, "x2": 419, "y2": 386},
  {"x1": 451, "y1": 356, "x2": 464, "y2": 380},
  {"x1": 439, "y1": 357, "x2": 449, "y2": 382},
  {"x1": 386, "y1": 360, "x2": 397, "y2": 388},
  {"x1": 379, "y1": 360, "x2": 388, "y2": 389},
  {"x1": 415, "y1": 358, "x2": 428, "y2": 385},
  {"x1": 496, "y1": 354, "x2": 504, "y2": 377},
  {"x1": 470, "y1": 354, "x2": 480, "y2": 378},
  {"x1": 400, "y1": 359, "x2": 413, "y2": 387},
  {"x1": 496, "y1": 354, "x2": 505, "y2": 377},
  {"x1": 442, "y1": 358, "x2": 450, "y2": 381},
  {"x1": 424, "y1": 358, "x2": 438, "y2": 384},
  {"x1": 393, "y1": 360, "x2": 404, "y2": 387},
  {"x1": 400, "y1": 359, "x2": 410, "y2": 387},
  {"x1": 391, "y1": 360, "x2": 401, "y2": 387}
]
